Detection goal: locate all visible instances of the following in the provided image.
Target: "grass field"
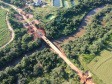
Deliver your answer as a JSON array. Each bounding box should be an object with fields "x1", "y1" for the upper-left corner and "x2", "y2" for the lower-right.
[
  {"x1": 0, "y1": 8, "x2": 11, "y2": 47},
  {"x1": 88, "y1": 40, "x2": 112, "y2": 84},
  {"x1": 32, "y1": 5, "x2": 62, "y2": 23},
  {"x1": 31, "y1": 0, "x2": 80, "y2": 23},
  {"x1": 74, "y1": 0, "x2": 79, "y2": 5}
]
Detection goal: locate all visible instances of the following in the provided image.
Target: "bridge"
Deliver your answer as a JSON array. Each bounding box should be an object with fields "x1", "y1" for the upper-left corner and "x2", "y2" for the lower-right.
[
  {"x1": 18, "y1": 9, "x2": 83, "y2": 77},
  {"x1": 18, "y1": 9, "x2": 93, "y2": 84},
  {"x1": 0, "y1": 1, "x2": 95, "y2": 84}
]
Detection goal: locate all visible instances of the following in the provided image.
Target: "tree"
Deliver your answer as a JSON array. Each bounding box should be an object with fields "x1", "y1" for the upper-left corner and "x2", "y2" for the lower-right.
[
  {"x1": 22, "y1": 34, "x2": 33, "y2": 42},
  {"x1": 33, "y1": 63, "x2": 43, "y2": 76}
]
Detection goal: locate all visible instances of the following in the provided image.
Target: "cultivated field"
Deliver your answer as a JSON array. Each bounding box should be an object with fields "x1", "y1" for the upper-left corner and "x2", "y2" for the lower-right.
[
  {"x1": 88, "y1": 40, "x2": 112, "y2": 84},
  {"x1": 0, "y1": 8, "x2": 11, "y2": 47}
]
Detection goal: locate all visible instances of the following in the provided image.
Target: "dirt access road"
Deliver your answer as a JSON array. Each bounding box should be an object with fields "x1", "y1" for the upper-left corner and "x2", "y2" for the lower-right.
[{"x1": 0, "y1": 6, "x2": 15, "y2": 50}]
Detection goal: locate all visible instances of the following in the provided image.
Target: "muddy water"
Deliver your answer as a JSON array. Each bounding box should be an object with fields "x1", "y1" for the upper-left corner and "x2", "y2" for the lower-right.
[
  {"x1": 0, "y1": 5, "x2": 105, "y2": 71},
  {"x1": 52, "y1": 5, "x2": 105, "y2": 45},
  {"x1": 0, "y1": 44, "x2": 46, "y2": 71}
]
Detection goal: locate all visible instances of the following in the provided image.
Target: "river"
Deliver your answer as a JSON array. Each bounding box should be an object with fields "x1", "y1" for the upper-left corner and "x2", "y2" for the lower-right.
[
  {"x1": 52, "y1": 5, "x2": 105, "y2": 45},
  {"x1": 0, "y1": 43, "x2": 46, "y2": 71},
  {"x1": 0, "y1": 5, "x2": 105, "y2": 71}
]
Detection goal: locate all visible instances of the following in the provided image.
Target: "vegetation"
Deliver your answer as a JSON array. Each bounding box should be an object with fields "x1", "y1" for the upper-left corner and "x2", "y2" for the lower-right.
[
  {"x1": 88, "y1": 40, "x2": 112, "y2": 84},
  {"x1": 61, "y1": 2, "x2": 112, "y2": 84},
  {"x1": 1, "y1": 0, "x2": 26, "y2": 7},
  {"x1": 33, "y1": 0, "x2": 112, "y2": 39},
  {"x1": 0, "y1": 3, "x2": 41, "y2": 68},
  {"x1": 0, "y1": 49, "x2": 82, "y2": 84},
  {"x1": 33, "y1": 5, "x2": 87, "y2": 39},
  {"x1": 87, "y1": 9, "x2": 112, "y2": 84},
  {"x1": 0, "y1": 8, "x2": 11, "y2": 47},
  {"x1": 0, "y1": 0, "x2": 112, "y2": 84},
  {"x1": 62, "y1": 4, "x2": 112, "y2": 61}
]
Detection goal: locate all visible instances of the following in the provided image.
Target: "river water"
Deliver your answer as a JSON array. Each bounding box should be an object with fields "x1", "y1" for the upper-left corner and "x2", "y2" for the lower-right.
[
  {"x1": 52, "y1": 5, "x2": 105, "y2": 46},
  {"x1": 0, "y1": 43, "x2": 46, "y2": 71},
  {"x1": 0, "y1": 5, "x2": 105, "y2": 71}
]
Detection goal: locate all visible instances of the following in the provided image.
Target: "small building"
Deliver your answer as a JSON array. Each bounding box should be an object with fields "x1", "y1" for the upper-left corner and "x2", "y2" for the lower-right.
[{"x1": 34, "y1": 0, "x2": 42, "y2": 6}]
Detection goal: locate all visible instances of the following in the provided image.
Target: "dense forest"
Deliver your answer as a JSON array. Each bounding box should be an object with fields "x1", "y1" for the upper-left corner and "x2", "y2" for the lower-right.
[
  {"x1": 0, "y1": 0, "x2": 112, "y2": 84},
  {"x1": 2, "y1": 0, "x2": 112, "y2": 40},
  {"x1": 1, "y1": 0, "x2": 27, "y2": 7},
  {"x1": 1, "y1": 0, "x2": 111, "y2": 69},
  {"x1": 62, "y1": 4, "x2": 112, "y2": 63},
  {"x1": 0, "y1": 49, "x2": 82, "y2": 84},
  {"x1": 34, "y1": 0, "x2": 112, "y2": 39},
  {"x1": 0, "y1": 3, "x2": 41, "y2": 68}
]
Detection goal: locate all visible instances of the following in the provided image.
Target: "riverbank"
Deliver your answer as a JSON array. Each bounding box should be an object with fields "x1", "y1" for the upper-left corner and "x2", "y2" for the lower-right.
[
  {"x1": 0, "y1": 2, "x2": 105, "y2": 71},
  {"x1": 52, "y1": 5, "x2": 104, "y2": 45}
]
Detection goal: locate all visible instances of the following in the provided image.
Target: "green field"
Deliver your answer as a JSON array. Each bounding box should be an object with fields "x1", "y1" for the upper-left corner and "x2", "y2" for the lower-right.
[
  {"x1": 0, "y1": 8, "x2": 11, "y2": 47},
  {"x1": 88, "y1": 40, "x2": 112, "y2": 84},
  {"x1": 74, "y1": 0, "x2": 79, "y2": 5}
]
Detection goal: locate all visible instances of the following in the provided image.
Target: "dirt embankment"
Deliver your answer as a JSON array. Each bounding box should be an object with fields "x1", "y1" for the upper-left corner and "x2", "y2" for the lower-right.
[{"x1": 0, "y1": 6, "x2": 15, "y2": 50}]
